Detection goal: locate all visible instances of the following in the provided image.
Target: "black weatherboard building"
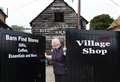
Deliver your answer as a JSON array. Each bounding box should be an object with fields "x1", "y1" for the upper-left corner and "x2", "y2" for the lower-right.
[
  {"x1": 66, "y1": 29, "x2": 120, "y2": 82},
  {"x1": 30, "y1": 0, "x2": 88, "y2": 52},
  {"x1": 0, "y1": 29, "x2": 45, "y2": 82}
]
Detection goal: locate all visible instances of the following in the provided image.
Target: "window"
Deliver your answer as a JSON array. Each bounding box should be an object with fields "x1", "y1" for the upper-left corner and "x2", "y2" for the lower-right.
[{"x1": 54, "y1": 12, "x2": 64, "y2": 22}]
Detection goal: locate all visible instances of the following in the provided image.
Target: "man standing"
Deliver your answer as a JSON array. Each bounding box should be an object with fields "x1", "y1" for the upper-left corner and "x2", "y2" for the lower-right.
[{"x1": 46, "y1": 38, "x2": 66, "y2": 82}]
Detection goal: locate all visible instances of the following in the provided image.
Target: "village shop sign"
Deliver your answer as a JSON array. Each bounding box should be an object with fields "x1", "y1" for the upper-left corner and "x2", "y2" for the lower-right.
[
  {"x1": 66, "y1": 28, "x2": 119, "y2": 82},
  {"x1": 76, "y1": 40, "x2": 111, "y2": 55}
]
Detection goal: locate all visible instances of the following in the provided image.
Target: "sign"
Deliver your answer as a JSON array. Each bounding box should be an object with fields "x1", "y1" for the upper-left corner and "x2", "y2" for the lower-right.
[
  {"x1": 66, "y1": 28, "x2": 120, "y2": 82},
  {"x1": 0, "y1": 29, "x2": 45, "y2": 82}
]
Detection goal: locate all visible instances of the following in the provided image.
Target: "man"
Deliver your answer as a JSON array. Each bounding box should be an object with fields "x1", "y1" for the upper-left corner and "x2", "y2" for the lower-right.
[{"x1": 45, "y1": 38, "x2": 66, "y2": 82}]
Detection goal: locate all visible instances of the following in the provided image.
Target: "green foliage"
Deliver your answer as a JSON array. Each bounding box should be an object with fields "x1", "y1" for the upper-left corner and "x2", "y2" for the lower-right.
[
  {"x1": 11, "y1": 25, "x2": 25, "y2": 32},
  {"x1": 90, "y1": 14, "x2": 114, "y2": 30}
]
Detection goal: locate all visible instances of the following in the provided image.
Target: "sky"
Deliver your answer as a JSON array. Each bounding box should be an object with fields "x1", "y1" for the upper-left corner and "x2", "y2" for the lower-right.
[{"x1": 0, "y1": 0, "x2": 120, "y2": 29}]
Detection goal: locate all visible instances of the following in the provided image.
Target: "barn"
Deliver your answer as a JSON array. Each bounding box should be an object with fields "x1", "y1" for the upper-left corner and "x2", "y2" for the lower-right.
[{"x1": 30, "y1": 0, "x2": 88, "y2": 53}]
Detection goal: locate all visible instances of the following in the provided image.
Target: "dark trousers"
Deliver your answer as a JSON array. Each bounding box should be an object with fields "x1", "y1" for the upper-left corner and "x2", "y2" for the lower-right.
[{"x1": 55, "y1": 74, "x2": 65, "y2": 82}]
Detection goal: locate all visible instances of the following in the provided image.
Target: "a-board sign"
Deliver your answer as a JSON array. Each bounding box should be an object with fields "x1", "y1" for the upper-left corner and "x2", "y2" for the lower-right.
[
  {"x1": 0, "y1": 29, "x2": 45, "y2": 82},
  {"x1": 66, "y1": 28, "x2": 120, "y2": 82}
]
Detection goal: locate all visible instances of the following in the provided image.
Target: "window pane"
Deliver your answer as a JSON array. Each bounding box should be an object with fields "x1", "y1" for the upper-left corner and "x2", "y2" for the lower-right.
[{"x1": 54, "y1": 12, "x2": 64, "y2": 22}]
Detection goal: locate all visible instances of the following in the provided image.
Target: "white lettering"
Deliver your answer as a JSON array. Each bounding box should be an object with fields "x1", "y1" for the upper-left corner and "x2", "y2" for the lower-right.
[
  {"x1": 28, "y1": 37, "x2": 39, "y2": 43},
  {"x1": 8, "y1": 54, "x2": 25, "y2": 58},
  {"x1": 83, "y1": 48, "x2": 89, "y2": 54},
  {"x1": 18, "y1": 48, "x2": 28, "y2": 53},
  {"x1": 76, "y1": 40, "x2": 83, "y2": 46},
  {"x1": 18, "y1": 36, "x2": 27, "y2": 42},
  {"x1": 18, "y1": 43, "x2": 27, "y2": 47},
  {"x1": 82, "y1": 48, "x2": 107, "y2": 55},
  {"x1": 76, "y1": 40, "x2": 111, "y2": 48},
  {"x1": 6, "y1": 34, "x2": 17, "y2": 41}
]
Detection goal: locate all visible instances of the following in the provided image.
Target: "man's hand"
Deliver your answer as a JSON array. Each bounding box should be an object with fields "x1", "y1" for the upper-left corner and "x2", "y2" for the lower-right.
[{"x1": 45, "y1": 52, "x2": 52, "y2": 60}]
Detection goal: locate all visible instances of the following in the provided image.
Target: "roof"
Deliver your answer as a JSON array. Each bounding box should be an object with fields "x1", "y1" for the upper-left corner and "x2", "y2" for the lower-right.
[
  {"x1": 79, "y1": 15, "x2": 88, "y2": 24},
  {"x1": 30, "y1": 0, "x2": 88, "y2": 26},
  {"x1": 0, "y1": 20, "x2": 12, "y2": 30},
  {"x1": 107, "y1": 16, "x2": 120, "y2": 30},
  {"x1": 0, "y1": 9, "x2": 7, "y2": 17}
]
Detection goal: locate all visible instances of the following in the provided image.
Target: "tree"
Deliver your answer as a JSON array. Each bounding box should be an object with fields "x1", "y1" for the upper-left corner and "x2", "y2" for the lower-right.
[
  {"x1": 11, "y1": 25, "x2": 25, "y2": 32},
  {"x1": 90, "y1": 14, "x2": 114, "y2": 30}
]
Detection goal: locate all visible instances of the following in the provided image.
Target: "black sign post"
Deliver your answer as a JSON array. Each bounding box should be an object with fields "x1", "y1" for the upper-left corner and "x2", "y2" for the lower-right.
[
  {"x1": 0, "y1": 29, "x2": 45, "y2": 82},
  {"x1": 66, "y1": 28, "x2": 120, "y2": 82}
]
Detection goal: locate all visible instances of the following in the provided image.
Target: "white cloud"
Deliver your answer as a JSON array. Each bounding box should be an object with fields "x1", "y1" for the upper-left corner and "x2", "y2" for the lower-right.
[{"x1": 0, "y1": 0, "x2": 120, "y2": 28}]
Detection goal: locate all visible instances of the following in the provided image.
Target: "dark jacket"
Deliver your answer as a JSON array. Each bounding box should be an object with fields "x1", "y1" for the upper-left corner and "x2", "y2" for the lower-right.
[{"x1": 52, "y1": 46, "x2": 66, "y2": 75}]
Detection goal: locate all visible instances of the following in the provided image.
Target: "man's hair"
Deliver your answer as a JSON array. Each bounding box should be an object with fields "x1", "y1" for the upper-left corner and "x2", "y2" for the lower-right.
[{"x1": 51, "y1": 38, "x2": 61, "y2": 48}]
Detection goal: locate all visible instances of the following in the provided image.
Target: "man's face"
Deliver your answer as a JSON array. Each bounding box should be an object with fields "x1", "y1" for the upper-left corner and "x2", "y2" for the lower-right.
[{"x1": 52, "y1": 43, "x2": 60, "y2": 49}]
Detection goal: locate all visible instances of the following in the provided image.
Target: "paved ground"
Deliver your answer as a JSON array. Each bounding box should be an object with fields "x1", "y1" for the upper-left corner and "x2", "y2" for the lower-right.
[{"x1": 46, "y1": 65, "x2": 55, "y2": 82}]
